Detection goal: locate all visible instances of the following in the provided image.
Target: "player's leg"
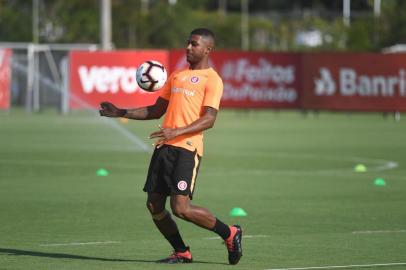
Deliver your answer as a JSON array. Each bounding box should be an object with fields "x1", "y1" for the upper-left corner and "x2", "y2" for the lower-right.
[
  {"x1": 169, "y1": 147, "x2": 233, "y2": 236},
  {"x1": 170, "y1": 195, "x2": 243, "y2": 265},
  {"x1": 143, "y1": 145, "x2": 192, "y2": 263},
  {"x1": 170, "y1": 194, "x2": 215, "y2": 229},
  {"x1": 146, "y1": 192, "x2": 189, "y2": 254},
  {"x1": 169, "y1": 145, "x2": 242, "y2": 265}
]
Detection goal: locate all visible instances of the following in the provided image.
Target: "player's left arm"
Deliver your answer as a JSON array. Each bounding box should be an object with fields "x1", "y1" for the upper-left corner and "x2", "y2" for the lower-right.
[
  {"x1": 178, "y1": 106, "x2": 218, "y2": 134},
  {"x1": 148, "y1": 106, "x2": 217, "y2": 145}
]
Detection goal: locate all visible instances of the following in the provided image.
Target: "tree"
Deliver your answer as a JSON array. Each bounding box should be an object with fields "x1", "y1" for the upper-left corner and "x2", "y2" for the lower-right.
[{"x1": 0, "y1": 0, "x2": 32, "y2": 42}]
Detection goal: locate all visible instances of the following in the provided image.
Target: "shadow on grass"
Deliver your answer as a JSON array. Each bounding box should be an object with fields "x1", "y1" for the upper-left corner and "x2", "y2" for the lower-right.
[{"x1": 0, "y1": 248, "x2": 227, "y2": 265}]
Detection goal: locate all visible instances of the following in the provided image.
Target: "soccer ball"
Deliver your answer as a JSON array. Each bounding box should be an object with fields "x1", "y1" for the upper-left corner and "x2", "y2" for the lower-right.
[{"x1": 136, "y1": 60, "x2": 167, "y2": 91}]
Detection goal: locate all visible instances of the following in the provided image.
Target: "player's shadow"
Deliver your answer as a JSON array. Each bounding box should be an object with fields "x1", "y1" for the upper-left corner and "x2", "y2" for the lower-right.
[
  {"x1": 0, "y1": 248, "x2": 227, "y2": 265},
  {"x1": 0, "y1": 248, "x2": 152, "y2": 263}
]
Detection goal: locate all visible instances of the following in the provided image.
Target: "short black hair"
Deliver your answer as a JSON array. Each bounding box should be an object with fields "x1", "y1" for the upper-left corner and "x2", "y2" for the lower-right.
[{"x1": 190, "y1": 28, "x2": 215, "y2": 41}]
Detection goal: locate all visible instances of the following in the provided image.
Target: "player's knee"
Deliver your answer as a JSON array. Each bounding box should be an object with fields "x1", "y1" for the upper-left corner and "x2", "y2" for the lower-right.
[
  {"x1": 146, "y1": 200, "x2": 164, "y2": 214},
  {"x1": 146, "y1": 200, "x2": 153, "y2": 213},
  {"x1": 171, "y1": 204, "x2": 189, "y2": 220}
]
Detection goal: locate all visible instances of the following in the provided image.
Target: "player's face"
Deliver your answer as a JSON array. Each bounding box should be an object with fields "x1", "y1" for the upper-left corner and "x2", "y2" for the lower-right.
[{"x1": 186, "y1": 35, "x2": 210, "y2": 64}]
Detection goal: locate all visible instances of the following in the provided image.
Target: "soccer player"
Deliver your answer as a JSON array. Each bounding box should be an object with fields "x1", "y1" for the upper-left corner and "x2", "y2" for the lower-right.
[{"x1": 99, "y1": 28, "x2": 242, "y2": 265}]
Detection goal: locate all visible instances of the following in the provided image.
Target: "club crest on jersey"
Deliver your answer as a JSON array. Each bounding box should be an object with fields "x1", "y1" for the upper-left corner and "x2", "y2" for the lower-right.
[
  {"x1": 177, "y1": 180, "x2": 188, "y2": 191},
  {"x1": 190, "y1": 76, "x2": 199, "y2": 84}
]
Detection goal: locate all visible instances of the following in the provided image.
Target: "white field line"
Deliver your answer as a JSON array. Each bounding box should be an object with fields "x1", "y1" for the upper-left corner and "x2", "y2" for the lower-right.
[
  {"x1": 234, "y1": 152, "x2": 398, "y2": 172},
  {"x1": 204, "y1": 234, "x2": 270, "y2": 240},
  {"x1": 352, "y1": 229, "x2": 406, "y2": 234},
  {"x1": 102, "y1": 117, "x2": 151, "y2": 152},
  {"x1": 2, "y1": 158, "x2": 400, "y2": 178},
  {"x1": 39, "y1": 241, "x2": 121, "y2": 247},
  {"x1": 1, "y1": 151, "x2": 399, "y2": 176},
  {"x1": 265, "y1": 262, "x2": 406, "y2": 270},
  {"x1": 204, "y1": 152, "x2": 399, "y2": 176}
]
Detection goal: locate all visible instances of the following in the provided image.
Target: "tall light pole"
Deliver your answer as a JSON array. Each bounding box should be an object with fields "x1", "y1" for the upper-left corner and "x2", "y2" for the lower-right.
[
  {"x1": 374, "y1": 0, "x2": 381, "y2": 17},
  {"x1": 100, "y1": 0, "x2": 112, "y2": 50},
  {"x1": 241, "y1": 0, "x2": 249, "y2": 50},
  {"x1": 218, "y1": 0, "x2": 227, "y2": 16},
  {"x1": 33, "y1": 0, "x2": 39, "y2": 43},
  {"x1": 343, "y1": 0, "x2": 351, "y2": 26}
]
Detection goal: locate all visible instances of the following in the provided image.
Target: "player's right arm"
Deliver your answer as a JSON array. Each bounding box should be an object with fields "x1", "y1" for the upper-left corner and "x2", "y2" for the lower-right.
[
  {"x1": 100, "y1": 71, "x2": 174, "y2": 120},
  {"x1": 99, "y1": 97, "x2": 168, "y2": 120}
]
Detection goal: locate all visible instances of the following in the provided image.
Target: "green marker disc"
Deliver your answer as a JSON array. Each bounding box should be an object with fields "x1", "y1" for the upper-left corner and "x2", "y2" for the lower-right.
[{"x1": 229, "y1": 207, "x2": 247, "y2": 217}]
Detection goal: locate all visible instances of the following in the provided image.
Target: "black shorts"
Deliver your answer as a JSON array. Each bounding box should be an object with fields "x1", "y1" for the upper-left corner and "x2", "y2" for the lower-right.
[{"x1": 143, "y1": 145, "x2": 202, "y2": 198}]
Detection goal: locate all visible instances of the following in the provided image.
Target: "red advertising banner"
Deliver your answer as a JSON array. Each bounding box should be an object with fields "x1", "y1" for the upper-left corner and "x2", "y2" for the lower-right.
[
  {"x1": 69, "y1": 50, "x2": 406, "y2": 112},
  {"x1": 302, "y1": 53, "x2": 406, "y2": 112},
  {"x1": 69, "y1": 50, "x2": 169, "y2": 109},
  {"x1": 0, "y1": 49, "x2": 12, "y2": 110},
  {"x1": 170, "y1": 50, "x2": 302, "y2": 108}
]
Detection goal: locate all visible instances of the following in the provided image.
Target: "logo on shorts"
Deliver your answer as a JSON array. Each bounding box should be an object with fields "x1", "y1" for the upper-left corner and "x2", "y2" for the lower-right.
[
  {"x1": 177, "y1": 180, "x2": 188, "y2": 191},
  {"x1": 190, "y1": 76, "x2": 199, "y2": 84}
]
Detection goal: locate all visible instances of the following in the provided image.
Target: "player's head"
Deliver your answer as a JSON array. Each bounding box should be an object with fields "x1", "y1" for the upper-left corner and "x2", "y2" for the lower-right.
[{"x1": 186, "y1": 28, "x2": 215, "y2": 65}]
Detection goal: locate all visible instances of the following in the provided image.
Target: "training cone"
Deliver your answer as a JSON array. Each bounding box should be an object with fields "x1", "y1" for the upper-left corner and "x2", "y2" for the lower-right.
[
  {"x1": 374, "y1": 178, "x2": 386, "y2": 186},
  {"x1": 354, "y1": 164, "x2": 367, "y2": 173},
  {"x1": 229, "y1": 207, "x2": 247, "y2": 217},
  {"x1": 96, "y1": 168, "x2": 109, "y2": 176}
]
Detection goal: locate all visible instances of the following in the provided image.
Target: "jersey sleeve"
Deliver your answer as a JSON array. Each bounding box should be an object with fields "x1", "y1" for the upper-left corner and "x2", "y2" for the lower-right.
[
  {"x1": 159, "y1": 72, "x2": 174, "y2": 100},
  {"x1": 203, "y1": 75, "x2": 223, "y2": 110}
]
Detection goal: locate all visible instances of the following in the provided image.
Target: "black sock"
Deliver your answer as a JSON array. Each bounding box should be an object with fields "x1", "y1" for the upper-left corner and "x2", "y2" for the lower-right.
[
  {"x1": 165, "y1": 231, "x2": 187, "y2": 252},
  {"x1": 211, "y1": 218, "x2": 231, "y2": 240}
]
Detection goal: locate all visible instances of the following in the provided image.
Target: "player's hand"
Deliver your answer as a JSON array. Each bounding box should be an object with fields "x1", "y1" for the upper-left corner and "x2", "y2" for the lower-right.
[
  {"x1": 99, "y1": 102, "x2": 125, "y2": 117},
  {"x1": 149, "y1": 125, "x2": 179, "y2": 148}
]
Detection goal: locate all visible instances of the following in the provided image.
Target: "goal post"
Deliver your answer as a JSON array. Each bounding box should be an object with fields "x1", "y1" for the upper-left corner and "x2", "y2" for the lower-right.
[{"x1": 0, "y1": 42, "x2": 98, "y2": 114}]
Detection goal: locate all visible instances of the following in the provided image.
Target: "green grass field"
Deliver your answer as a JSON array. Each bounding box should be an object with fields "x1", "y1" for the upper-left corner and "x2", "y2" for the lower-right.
[{"x1": 1, "y1": 109, "x2": 406, "y2": 270}]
